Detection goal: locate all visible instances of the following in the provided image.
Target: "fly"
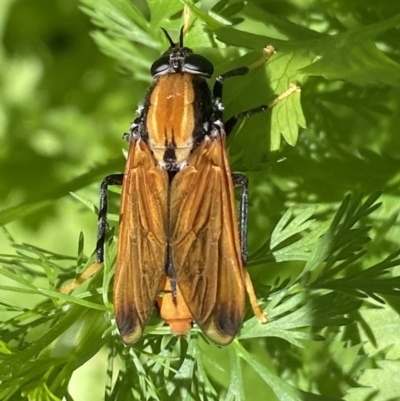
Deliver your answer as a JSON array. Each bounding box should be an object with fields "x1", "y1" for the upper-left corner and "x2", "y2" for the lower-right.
[{"x1": 61, "y1": 28, "x2": 299, "y2": 345}]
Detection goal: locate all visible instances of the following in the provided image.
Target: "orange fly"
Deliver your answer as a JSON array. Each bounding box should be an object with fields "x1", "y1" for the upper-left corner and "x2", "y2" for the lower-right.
[{"x1": 79, "y1": 29, "x2": 299, "y2": 345}]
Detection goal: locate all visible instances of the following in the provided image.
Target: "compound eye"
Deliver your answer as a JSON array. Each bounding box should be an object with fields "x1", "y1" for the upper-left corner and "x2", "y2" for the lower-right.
[
  {"x1": 150, "y1": 56, "x2": 170, "y2": 76},
  {"x1": 183, "y1": 54, "x2": 214, "y2": 77}
]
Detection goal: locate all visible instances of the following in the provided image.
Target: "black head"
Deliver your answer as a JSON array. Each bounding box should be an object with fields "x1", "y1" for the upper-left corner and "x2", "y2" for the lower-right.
[{"x1": 150, "y1": 28, "x2": 214, "y2": 78}]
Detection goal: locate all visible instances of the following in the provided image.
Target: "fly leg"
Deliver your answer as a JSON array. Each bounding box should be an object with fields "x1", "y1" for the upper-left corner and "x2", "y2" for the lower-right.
[
  {"x1": 224, "y1": 83, "x2": 300, "y2": 135},
  {"x1": 96, "y1": 174, "x2": 124, "y2": 262},
  {"x1": 213, "y1": 66, "x2": 249, "y2": 104},
  {"x1": 232, "y1": 173, "x2": 267, "y2": 323},
  {"x1": 232, "y1": 173, "x2": 249, "y2": 264},
  {"x1": 213, "y1": 67, "x2": 268, "y2": 134},
  {"x1": 59, "y1": 174, "x2": 123, "y2": 293},
  {"x1": 213, "y1": 46, "x2": 299, "y2": 135}
]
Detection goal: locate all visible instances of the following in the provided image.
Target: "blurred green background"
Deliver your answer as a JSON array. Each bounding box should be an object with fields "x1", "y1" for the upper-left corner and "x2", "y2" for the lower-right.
[
  {"x1": 1, "y1": 0, "x2": 400, "y2": 400},
  {"x1": 1, "y1": 0, "x2": 144, "y2": 256}
]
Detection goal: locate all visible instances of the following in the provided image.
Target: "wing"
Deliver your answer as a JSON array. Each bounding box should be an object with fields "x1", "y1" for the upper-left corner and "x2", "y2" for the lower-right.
[
  {"x1": 114, "y1": 138, "x2": 168, "y2": 344},
  {"x1": 169, "y1": 134, "x2": 246, "y2": 345}
]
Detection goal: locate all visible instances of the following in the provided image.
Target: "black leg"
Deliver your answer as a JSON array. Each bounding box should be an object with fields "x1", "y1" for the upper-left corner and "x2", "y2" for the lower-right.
[
  {"x1": 232, "y1": 173, "x2": 249, "y2": 265},
  {"x1": 96, "y1": 174, "x2": 124, "y2": 263},
  {"x1": 213, "y1": 66, "x2": 249, "y2": 102},
  {"x1": 213, "y1": 48, "x2": 274, "y2": 133},
  {"x1": 224, "y1": 83, "x2": 301, "y2": 136},
  {"x1": 224, "y1": 105, "x2": 268, "y2": 136},
  {"x1": 215, "y1": 46, "x2": 293, "y2": 136},
  {"x1": 59, "y1": 173, "x2": 124, "y2": 293}
]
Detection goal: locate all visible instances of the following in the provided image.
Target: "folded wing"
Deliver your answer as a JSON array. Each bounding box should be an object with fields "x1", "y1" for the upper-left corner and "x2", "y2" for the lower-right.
[
  {"x1": 170, "y1": 133, "x2": 245, "y2": 345},
  {"x1": 114, "y1": 139, "x2": 168, "y2": 344}
]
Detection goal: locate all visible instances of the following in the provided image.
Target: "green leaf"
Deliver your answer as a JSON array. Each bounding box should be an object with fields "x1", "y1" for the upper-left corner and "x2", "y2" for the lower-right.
[
  {"x1": 302, "y1": 193, "x2": 381, "y2": 277},
  {"x1": 216, "y1": 9, "x2": 400, "y2": 87},
  {"x1": 237, "y1": 342, "x2": 342, "y2": 401},
  {"x1": 240, "y1": 291, "x2": 361, "y2": 346},
  {"x1": 345, "y1": 360, "x2": 400, "y2": 401},
  {"x1": 147, "y1": 0, "x2": 183, "y2": 29},
  {"x1": 224, "y1": 346, "x2": 245, "y2": 401},
  {"x1": 250, "y1": 205, "x2": 330, "y2": 266},
  {"x1": 301, "y1": 15, "x2": 400, "y2": 86},
  {"x1": 166, "y1": 339, "x2": 197, "y2": 400},
  {"x1": 271, "y1": 206, "x2": 317, "y2": 248},
  {"x1": 355, "y1": 301, "x2": 400, "y2": 360},
  {"x1": 69, "y1": 192, "x2": 98, "y2": 215},
  {"x1": 271, "y1": 86, "x2": 305, "y2": 149}
]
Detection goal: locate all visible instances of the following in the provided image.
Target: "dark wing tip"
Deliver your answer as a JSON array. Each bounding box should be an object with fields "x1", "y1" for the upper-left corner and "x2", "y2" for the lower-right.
[
  {"x1": 115, "y1": 306, "x2": 143, "y2": 344},
  {"x1": 201, "y1": 304, "x2": 244, "y2": 346}
]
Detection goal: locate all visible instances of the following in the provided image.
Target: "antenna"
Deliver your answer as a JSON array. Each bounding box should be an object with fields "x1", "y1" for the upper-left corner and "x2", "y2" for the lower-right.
[
  {"x1": 161, "y1": 28, "x2": 175, "y2": 48},
  {"x1": 179, "y1": 26, "x2": 184, "y2": 48}
]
